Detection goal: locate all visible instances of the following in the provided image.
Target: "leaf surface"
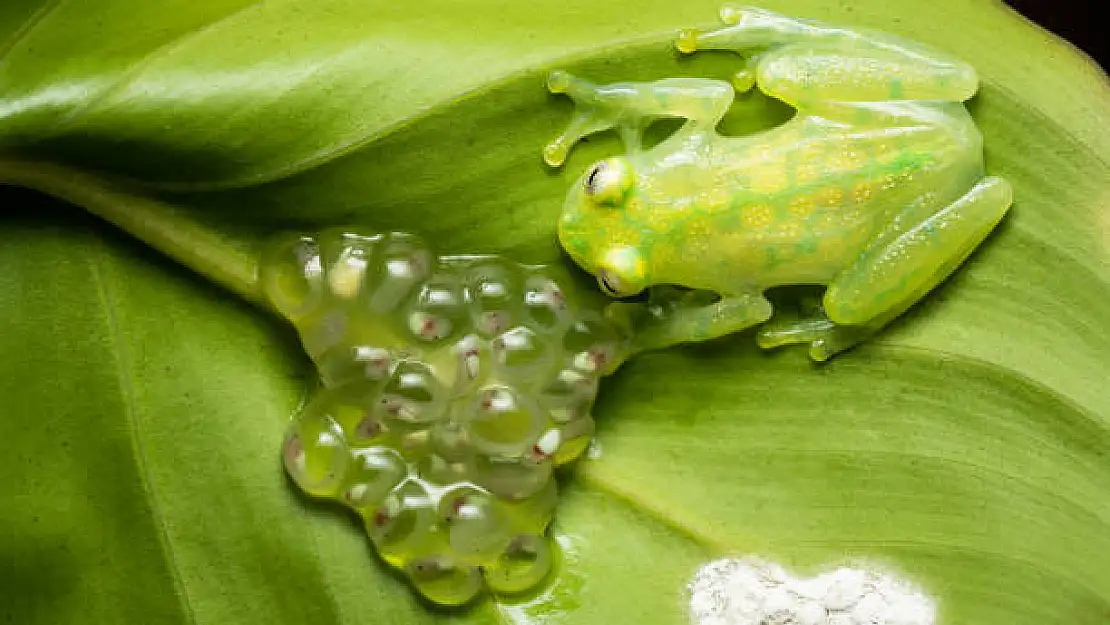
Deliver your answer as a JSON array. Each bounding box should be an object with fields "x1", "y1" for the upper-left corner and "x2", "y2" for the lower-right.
[{"x1": 1, "y1": 1, "x2": 1109, "y2": 623}]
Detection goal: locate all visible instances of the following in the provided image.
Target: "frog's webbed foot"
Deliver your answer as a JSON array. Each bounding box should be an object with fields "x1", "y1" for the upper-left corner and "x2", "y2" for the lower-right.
[
  {"x1": 757, "y1": 307, "x2": 876, "y2": 362},
  {"x1": 543, "y1": 71, "x2": 734, "y2": 167},
  {"x1": 675, "y1": 6, "x2": 828, "y2": 56},
  {"x1": 544, "y1": 71, "x2": 635, "y2": 167}
]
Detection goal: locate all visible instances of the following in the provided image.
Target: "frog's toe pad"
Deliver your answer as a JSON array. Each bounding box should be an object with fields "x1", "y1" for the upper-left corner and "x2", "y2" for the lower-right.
[
  {"x1": 808, "y1": 340, "x2": 835, "y2": 363},
  {"x1": 731, "y1": 68, "x2": 756, "y2": 93},
  {"x1": 547, "y1": 70, "x2": 571, "y2": 94},
  {"x1": 719, "y1": 5, "x2": 744, "y2": 25},
  {"x1": 675, "y1": 29, "x2": 700, "y2": 54}
]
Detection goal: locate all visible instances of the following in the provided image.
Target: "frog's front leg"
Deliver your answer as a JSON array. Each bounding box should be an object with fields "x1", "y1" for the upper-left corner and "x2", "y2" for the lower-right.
[
  {"x1": 606, "y1": 290, "x2": 773, "y2": 354},
  {"x1": 759, "y1": 177, "x2": 1013, "y2": 361},
  {"x1": 679, "y1": 5, "x2": 979, "y2": 105},
  {"x1": 757, "y1": 308, "x2": 876, "y2": 362},
  {"x1": 543, "y1": 72, "x2": 734, "y2": 166}
]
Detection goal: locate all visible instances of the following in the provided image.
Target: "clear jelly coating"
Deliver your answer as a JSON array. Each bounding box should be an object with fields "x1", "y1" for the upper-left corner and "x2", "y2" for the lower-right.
[{"x1": 263, "y1": 229, "x2": 626, "y2": 605}]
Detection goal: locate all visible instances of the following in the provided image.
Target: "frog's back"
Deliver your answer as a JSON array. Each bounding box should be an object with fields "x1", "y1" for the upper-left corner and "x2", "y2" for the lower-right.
[
  {"x1": 710, "y1": 100, "x2": 979, "y2": 190},
  {"x1": 680, "y1": 102, "x2": 984, "y2": 286}
]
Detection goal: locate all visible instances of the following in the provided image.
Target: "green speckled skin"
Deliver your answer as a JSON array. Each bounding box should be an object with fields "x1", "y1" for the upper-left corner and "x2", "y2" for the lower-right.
[{"x1": 546, "y1": 6, "x2": 1013, "y2": 360}]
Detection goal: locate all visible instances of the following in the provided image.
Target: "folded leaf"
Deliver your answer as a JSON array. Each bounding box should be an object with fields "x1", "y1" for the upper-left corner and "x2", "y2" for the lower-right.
[{"x1": 1, "y1": 1, "x2": 1108, "y2": 624}]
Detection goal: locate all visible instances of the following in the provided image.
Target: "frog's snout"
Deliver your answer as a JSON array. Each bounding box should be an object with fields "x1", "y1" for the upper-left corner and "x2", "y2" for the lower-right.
[
  {"x1": 556, "y1": 186, "x2": 589, "y2": 263},
  {"x1": 556, "y1": 208, "x2": 589, "y2": 268}
]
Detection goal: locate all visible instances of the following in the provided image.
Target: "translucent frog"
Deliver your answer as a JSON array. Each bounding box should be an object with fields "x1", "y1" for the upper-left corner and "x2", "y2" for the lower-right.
[{"x1": 545, "y1": 5, "x2": 1013, "y2": 361}]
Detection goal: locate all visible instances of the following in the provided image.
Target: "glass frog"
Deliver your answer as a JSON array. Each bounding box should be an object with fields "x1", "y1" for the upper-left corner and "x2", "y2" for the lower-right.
[{"x1": 545, "y1": 5, "x2": 1013, "y2": 361}]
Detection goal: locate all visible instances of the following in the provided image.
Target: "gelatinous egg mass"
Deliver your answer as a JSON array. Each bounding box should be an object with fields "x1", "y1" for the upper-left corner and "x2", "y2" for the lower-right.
[{"x1": 261, "y1": 229, "x2": 627, "y2": 606}]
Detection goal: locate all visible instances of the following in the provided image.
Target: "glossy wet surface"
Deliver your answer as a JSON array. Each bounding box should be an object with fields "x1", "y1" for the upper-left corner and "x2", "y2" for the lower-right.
[{"x1": 262, "y1": 229, "x2": 624, "y2": 605}]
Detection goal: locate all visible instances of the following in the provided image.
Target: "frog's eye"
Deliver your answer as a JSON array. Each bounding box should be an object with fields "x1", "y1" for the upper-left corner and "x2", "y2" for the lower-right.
[
  {"x1": 598, "y1": 269, "x2": 625, "y2": 297},
  {"x1": 596, "y1": 247, "x2": 646, "y2": 298},
  {"x1": 583, "y1": 158, "x2": 633, "y2": 206}
]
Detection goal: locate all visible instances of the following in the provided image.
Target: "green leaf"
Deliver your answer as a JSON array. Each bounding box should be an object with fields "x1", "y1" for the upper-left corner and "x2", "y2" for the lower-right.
[{"x1": 2, "y1": 1, "x2": 1109, "y2": 624}]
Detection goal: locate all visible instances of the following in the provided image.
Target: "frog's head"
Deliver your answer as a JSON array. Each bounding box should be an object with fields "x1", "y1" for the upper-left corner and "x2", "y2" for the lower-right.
[{"x1": 557, "y1": 157, "x2": 648, "y2": 298}]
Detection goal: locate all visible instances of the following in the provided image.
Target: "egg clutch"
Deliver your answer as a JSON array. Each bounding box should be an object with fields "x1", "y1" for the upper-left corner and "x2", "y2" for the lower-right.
[{"x1": 262, "y1": 229, "x2": 624, "y2": 605}]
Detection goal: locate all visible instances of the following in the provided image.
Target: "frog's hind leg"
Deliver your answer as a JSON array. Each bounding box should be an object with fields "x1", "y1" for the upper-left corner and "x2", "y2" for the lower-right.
[
  {"x1": 678, "y1": 6, "x2": 979, "y2": 105},
  {"x1": 759, "y1": 176, "x2": 1012, "y2": 361},
  {"x1": 543, "y1": 71, "x2": 734, "y2": 166},
  {"x1": 753, "y1": 42, "x2": 978, "y2": 107}
]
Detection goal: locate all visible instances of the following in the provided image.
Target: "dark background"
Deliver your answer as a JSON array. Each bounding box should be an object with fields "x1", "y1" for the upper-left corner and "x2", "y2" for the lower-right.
[{"x1": 1005, "y1": 0, "x2": 1106, "y2": 67}]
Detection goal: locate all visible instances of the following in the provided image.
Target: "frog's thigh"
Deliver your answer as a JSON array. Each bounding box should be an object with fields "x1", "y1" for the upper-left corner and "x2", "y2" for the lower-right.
[
  {"x1": 756, "y1": 42, "x2": 978, "y2": 106},
  {"x1": 823, "y1": 176, "x2": 1013, "y2": 326}
]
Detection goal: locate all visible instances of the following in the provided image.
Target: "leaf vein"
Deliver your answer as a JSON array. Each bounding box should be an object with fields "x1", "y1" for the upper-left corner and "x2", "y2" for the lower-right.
[
  {"x1": 89, "y1": 238, "x2": 198, "y2": 625},
  {"x1": 0, "y1": 0, "x2": 67, "y2": 62}
]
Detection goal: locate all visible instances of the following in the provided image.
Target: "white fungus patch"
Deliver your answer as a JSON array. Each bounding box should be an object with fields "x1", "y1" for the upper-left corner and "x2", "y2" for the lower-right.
[{"x1": 688, "y1": 557, "x2": 935, "y2": 625}]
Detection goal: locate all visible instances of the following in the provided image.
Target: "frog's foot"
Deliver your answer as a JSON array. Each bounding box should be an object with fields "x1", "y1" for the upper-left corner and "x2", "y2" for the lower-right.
[
  {"x1": 757, "y1": 311, "x2": 876, "y2": 362},
  {"x1": 543, "y1": 71, "x2": 734, "y2": 167},
  {"x1": 674, "y1": 6, "x2": 826, "y2": 99},
  {"x1": 544, "y1": 71, "x2": 624, "y2": 167},
  {"x1": 675, "y1": 6, "x2": 825, "y2": 56}
]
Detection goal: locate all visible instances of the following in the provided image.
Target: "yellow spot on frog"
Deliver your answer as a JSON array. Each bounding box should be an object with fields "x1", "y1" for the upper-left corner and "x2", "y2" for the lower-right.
[
  {"x1": 852, "y1": 180, "x2": 877, "y2": 204},
  {"x1": 741, "y1": 204, "x2": 775, "y2": 229},
  {"x1": 829, "y1": 148, "x2": 867, "y2": 173},
  {"x1": 787, "y1": 196, "x2": 817, "y2": 219},
  {"x1": 680, "y1": 216, "x2": 716, "y2": 262}
]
